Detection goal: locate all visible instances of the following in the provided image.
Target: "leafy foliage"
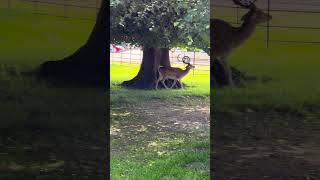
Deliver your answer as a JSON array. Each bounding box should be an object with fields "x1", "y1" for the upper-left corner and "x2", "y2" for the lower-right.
[{"x1": 110, "y1": 0, "x2": 209, "y2": 53}]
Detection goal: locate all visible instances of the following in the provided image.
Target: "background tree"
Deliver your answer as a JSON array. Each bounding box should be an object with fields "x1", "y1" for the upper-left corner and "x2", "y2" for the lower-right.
[
  {"x1": 38, "y1": 0, "x2": 107, "y2": 86},
  {"x1": 111, "y1": 0, "x2": 209, "y2": 89}
]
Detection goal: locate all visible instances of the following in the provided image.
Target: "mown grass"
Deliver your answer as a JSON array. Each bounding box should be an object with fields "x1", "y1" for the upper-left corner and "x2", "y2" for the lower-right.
[
  {"x1": 110, "y1": 110, "x2": 210, "y2": 180},
  {"x1": 212, "y1": 8, "x2": 320, "y2": 113},
  {"x1": 0, "y1": 0, "x2": 94, "y2": 65},
  {"x1": 0, "y1": 1, "x2": 105, "y2": 133},
  {"x1": 111, "y1": 136, "x2": 209, "y2": 180},
  {"x1": 110, "y1": 62, "x2": 210, "y2": 105},
  {"x1": 0, "y1": 2, "x2": 106, "y2": 179},
  {"x1": 110, "y1": 62, "x2": 210, "y2": 179}
]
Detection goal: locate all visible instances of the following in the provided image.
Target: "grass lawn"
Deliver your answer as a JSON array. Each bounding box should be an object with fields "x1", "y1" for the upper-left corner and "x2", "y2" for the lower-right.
[
  {"x1": 0, "y1": 1, "x2": 94, "y2": 65},
  {"x1": 110, "y1": 63, "x2": 210, "y2": 179},
  {"x1": 0, "y1": 0, "x2": 104, "y2": 133},
  {"x1": 111, "y1": 63, "x2": 210, "y2": 104},
  {"x1": 212, "y1": 6, "x2": 320, "y2": 180},
  {"x1": 0, "y1": 2, "x2": 107, "y2": 179},
  {"x1": 213, "y1": 7, "x2": 320, "y2": 112}
]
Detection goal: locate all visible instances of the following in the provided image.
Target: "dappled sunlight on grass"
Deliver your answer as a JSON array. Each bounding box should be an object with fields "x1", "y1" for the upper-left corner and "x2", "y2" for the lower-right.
[
  {"x1": 111, "y1": 111, "x2": 132, "y2": 117},
  {"x1": 110, "y1": 126, "x2": 121, "y2": 135},
  {"x1": 0, "y1": 160, "x2": 66, "y2": 173},
  {"x1": 111, "y1": 100, "x2": 209, "y2": 138},
  {"x1": 110, "y1": 99, "x2": 210, "y2": 178},
  {"x1": 111, "y1": 134, "x2": 209, "y2": 179},
  {"x1": 110, "y1": 64, "x2": 210, "y2": 179}
]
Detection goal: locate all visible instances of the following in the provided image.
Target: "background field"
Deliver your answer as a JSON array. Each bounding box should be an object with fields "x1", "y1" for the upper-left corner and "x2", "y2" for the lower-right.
[
  {"x1": 212, "y1": 1, "x2": 320, "y2": 179},
  {"x1": 0, "y1": 0, "x2": 96, "y2": 66},
  {"x1": 0, "y1": 1, "x2": 107, "y2": 179},
  {"x1": 212, "y1": 0, "x2": 320, "y2": 112},
  {"x1": 111, "y1": 63, "x2": 210, "y2": 103},
  {"x1": 110, "y1": 48, "x2": 210, "y2": 76},
  {"x1": 0, "y1": 0, "x2": 102, "y2": 131}
]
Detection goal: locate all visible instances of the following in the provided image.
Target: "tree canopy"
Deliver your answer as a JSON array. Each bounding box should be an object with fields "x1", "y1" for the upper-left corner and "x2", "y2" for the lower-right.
[{"x1": 110, "y1": 0, "x2": 209, "y2": 54}]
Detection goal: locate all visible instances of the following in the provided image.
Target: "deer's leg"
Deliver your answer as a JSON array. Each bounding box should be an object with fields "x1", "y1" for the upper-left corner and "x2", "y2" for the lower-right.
[
  {"x1": 178, "y1": 80, "x2": 183, "y2": 88},
  {"x1": 155, "y1": 75, "x2": 162, "y2": 89},
  {"x1": 219, "y1": 57, "x2": 234, "y2": 86},
  {"x1": 155, "y1": 79, "x2": 159, "y2": 89},
  {"x1": 161, "y1": 78, "x2": 169, "y2": 89},
  {"x1": 170, "y1": 79, "x2": 177, "y2": 88}
]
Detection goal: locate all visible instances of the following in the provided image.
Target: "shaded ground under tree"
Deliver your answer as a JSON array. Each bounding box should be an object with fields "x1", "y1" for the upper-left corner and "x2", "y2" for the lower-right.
[
  {"x1": 212, "y1": 59, "x2": 257, "y2": 88},
  {"x1": 212, "y1": 110, "x2": 320, "y2": 179},
  {"x1": 37, "y1": 1, "x2": 107, "y2": 86}
]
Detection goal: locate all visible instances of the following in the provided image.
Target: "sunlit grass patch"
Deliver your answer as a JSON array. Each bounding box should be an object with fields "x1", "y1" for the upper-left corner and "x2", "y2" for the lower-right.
[
  {"x1": 110, "y1": 63, "x2": 210, "y2": 105},
  {"x1": 111, "y1": 135, "x2": 209, "y2": 180}
]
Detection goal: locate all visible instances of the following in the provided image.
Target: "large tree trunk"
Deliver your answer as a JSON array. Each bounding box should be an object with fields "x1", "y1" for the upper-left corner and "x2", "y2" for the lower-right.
[
  {"x1": 212, "y1": 59, "x2": 250, "y2": 88},
  {"x1": 122, "y1": 48, "x2": 174, "y2": 89},
  {"x1": 212, "y1": 59, "x2": 227, "y2": 87},
  {"x1": 37, "y1": 0, "x2": 107, "y2": 86}
]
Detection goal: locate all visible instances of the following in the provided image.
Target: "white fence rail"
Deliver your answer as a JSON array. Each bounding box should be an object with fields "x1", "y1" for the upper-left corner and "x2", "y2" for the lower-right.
[{"x1": 110, "y1": 48, "x2": 210, "y2": 76}]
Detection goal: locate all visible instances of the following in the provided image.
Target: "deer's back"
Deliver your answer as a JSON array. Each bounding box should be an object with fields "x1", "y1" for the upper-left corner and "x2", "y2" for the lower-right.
[
  {"x1": 159, "y1": 67, "x2": 185, "y2": 78},
  {"x1": 211, "y1": 19, "x2": 238, "y2": 58}
]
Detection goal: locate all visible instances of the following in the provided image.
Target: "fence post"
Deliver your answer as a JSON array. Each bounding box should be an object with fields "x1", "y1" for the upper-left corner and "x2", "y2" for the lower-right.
[
  {"x1": 33, "y1": 0, "x2": 38, "y2": 15},
  {"x1": 266, "y1": 0, "x2": 270, "y2": 48},
  {"x1": 7, "y1": 0, "x2": 10, "y2": 9},
  {"x1": 96, "y1": 0, "x2": 99, "y2": 16},
  {"x1": 120, "y1": 51, "x2": 123, "y2": 65},
  {"x1": 139, "y1": 48, "x2": 142, "y2": 63},
  {"x1": 193, "y1": 51, "x2": 195, "y2": 76},
  {"x1": 129, "y1": 46, "x2": 132, "y2": 65},
  {"x1": 170, "y1": 48, "x2": 174, "y2": 65},
  {"x1": 236, "y1": 5, "x2": 239, "y2": 24},
  {"x1": 63, "y1": 0, "x2": 67, "y2": 19}
]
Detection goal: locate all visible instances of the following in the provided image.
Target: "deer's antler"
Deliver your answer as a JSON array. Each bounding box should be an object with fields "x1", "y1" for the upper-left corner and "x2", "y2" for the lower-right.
[
  {"x1": 232, "y1": 0, "x2": 257, "y2": 9},
  {"x1": 181, "y1": 56, "x2": 191, "y2": 65}
]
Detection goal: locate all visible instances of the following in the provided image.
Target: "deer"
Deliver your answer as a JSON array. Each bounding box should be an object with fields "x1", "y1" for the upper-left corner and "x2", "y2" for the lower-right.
[
  {"x1": 155, "y1": 60, "x2": 194, "y2": 90},
  {"x1": 212, "y1": 0, "x2": 272, "y2": 86}
]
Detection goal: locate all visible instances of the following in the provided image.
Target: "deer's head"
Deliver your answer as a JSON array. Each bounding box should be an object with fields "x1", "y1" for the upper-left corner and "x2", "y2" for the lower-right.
[
  {"x1": 185, "y1": 63, "x2": 195, "y2": 70},
  {"x1": 234, "y1": 0, "x2": 272, "y2": 24},
  {"x1": 182, "y1": 57, "x2": 195, "y2": 70}
]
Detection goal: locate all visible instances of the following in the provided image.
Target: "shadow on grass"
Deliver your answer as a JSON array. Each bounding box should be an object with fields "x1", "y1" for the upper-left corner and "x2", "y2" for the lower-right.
[
  {"x1": 111, "y1": 98, "x2": 210, "y2": 179},
  {"x1": 0, "y1": 65, "x2": 108, "y2": 179}
]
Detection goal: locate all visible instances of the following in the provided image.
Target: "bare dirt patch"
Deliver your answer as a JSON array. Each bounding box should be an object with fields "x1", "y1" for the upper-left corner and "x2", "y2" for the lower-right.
[
  {"x1": 128, "y1": 99, "x2": 210, "y2": 132},
  {"x1": 111, "y1": 98, "x2": 210, "y2": 153},
  {"x1": 0, "y1": 131, "x2": 107, "y2": 180},
  {"x1": 212, "y1": 111, "x2": 320, "y2": 180}
]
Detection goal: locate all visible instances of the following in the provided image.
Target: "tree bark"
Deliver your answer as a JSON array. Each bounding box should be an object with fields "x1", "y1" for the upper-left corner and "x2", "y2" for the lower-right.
[
  {"x1": 122, "y1": 48, "x2": 172, "y2": 89},
  {"x1": 211, "y1": 58, "x2": 230, "y2": 87},
  {"x1": 212, "y1": 59, "x2": 250, "y2": 88},
  {"x1": 37, "y1": 0, "x2": 107, "y2": 86}
]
